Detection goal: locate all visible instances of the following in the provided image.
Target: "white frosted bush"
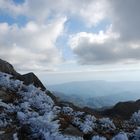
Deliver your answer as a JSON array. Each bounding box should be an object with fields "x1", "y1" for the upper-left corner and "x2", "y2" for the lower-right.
[
  {"x1": 131, "y1": 110, "x2": 140, "y2": 125},
  {"x1": 99, "y1": 117, "x2": 116, "y2": 130},
  {"x1": 112, "y1": 132, "x2": 128, "y2": 140},
  {"x1": 62, "y1": 106, "x2": 74, "y2": 115},
  {"x1": 92, "y1": 135, "x2": 106, "y2": 140},
  {"x1": 133, "y1": 127, "x2": 140, "y2": 140}
]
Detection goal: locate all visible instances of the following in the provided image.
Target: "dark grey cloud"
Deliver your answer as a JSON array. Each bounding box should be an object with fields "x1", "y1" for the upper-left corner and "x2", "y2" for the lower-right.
[
  {"x1": 72, "y1": 38, "x2": 140, "y2": 65},
  {"x1": 70, "y1": 0, "x2": 140, "y2": 65},
  {"x1": 110, "y1": 0, "x2": 140, "y2": 41}
]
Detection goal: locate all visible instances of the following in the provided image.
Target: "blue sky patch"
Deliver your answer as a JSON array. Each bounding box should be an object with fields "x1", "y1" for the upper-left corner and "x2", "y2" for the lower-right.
[
  {"x1": 0, "y1": 12, "x2": 28, "y2": 27},
  {"x1": 12, "y1": 0, "x2": 25, "y2": 4}
]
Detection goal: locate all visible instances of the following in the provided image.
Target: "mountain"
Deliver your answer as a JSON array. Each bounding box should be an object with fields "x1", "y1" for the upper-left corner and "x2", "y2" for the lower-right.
[
  {"x1": 48, "y1": 81, "x2": 119, "y2": 97},
  {"x1": 1, "y1": 59, "x2": 140, "y2": 140},
  {"x1": 48, "y1": 81, "x2": 140, "y2": 108},
  {"x1": 103, "y1": 99, "x2": 140, "y2": 120}
]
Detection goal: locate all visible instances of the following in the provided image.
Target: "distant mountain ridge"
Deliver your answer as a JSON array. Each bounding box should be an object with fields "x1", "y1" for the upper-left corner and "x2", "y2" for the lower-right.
[
  {"x1": 48, "y1": 80, "x2": 140, "y2": 97},
  {"x1": 48, "y1": 81, "x2": 140, "y2": 108},
  {"x1": 103, "y1": 99, "x2": 140, "y2": 120}
]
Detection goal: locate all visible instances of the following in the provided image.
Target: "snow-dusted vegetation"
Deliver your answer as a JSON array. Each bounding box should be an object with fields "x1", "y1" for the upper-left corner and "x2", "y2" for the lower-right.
[
  {"x1": 112, "y1": 132, "x2": 128, "y2": 140},
  {"x1": 0, "y1": 72, "x2": 83, "y2": 140},
  {"x1": 0, "y1": 71, "x2": 140, "y2": 140},
  {"x1": 131, "y1": 110, "x2": 140, "y2": 125},
  {"x1": 133, "y1": 127, "x2": 140, "y2": 140},
  {"x1": 99, "y1": 117, "x2": 116, "y2": 130},
  {"x1": 92, "y1": 135, "x2": 106, "y2": 140}
]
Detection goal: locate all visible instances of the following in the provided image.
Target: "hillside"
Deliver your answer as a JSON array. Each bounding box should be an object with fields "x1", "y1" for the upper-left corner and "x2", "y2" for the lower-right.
[
  {"x1": 48, "y1": 81, "x2": 140, "y2": 108},
  {"x1": 0, "y1": 59, "x2": 140, "y2": 140}
]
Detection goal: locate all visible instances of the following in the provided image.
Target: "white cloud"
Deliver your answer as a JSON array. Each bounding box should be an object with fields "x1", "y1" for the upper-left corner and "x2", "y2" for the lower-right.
[
  {"x1": 23, "y1": 0, "x2": 107, "y2": 26},
  {"x1": 68, "y1": 0, "x2": 140, "y2": 65},
  {"x1": 69, "y1": 27, "x2": 140, "y2": 65},
  {"x1": 0, "y1": 17, "x2": 67, "y2": 71},
  {"x1": 0, "y1": 0, "x2": 25, "y2": 16},
  {"x1": 0, "y1": 0, "x2": 107, "y2": 26},
  {"x1": 69, "y1": 26, "x2": 119, "y2": 49},
  {"x1": 1, "y1": 0, "x2": 140, "y2": 68}
]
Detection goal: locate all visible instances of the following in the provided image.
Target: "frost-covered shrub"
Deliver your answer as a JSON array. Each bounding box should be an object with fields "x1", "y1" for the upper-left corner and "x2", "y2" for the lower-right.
[
  {"x1": 99, "y1": 118, "x2": 116, "y2": 130},
  {"x1": 17, "y1": 111, "x2": 27, "y2": 123},
  {"x1": 53, "y1": 106, "x2": 61, "y2": 115},
  {"x1": 73, "y1": 111, "x2": 84, "y2": 117},
  {"x1": 79, "y1": 115, "x2": 96, "y2": 133},
  {"x1": 133, "y1": 127, "x2": 140, "y2": 140},
  {"x1": 0, "y1": 118, "x2": 8, "y2": 127},
  {"x1": 0, "y1": 72, "x2": 85, "y2": 140},
  {"x1": 73, "y1": 115, "x2": 96, "y2": 134},
  {"x1": 0, "y1": 73, "x2": 11, "y2": 89},
  {"x1": 0, "y1": 99, "x2": 11, "y2": 109},
  {"x1": 28, "y1": 114, "x2": 60, "y2": 135},
  {"x1": 73, "y1": 117, "x2": 81, "y2": 126},
  {"x1": 112, "y1": 132, "x2": 128, "y2": 140},
  {"x1": 0, "y1": 112, "x2": 12, "y2": 127},
  {"x1": 0, "y1": 72, "x2": 23, "y2": 91},
  {"x1": 43, "y1": 132, "x2": 84, "y2": 140},
  {"x1": 131, "y1": 110, "x2": 140, "y2": 125},
  {"x1": 20, "y1": 84, "x2": 54, "y2": 113},
  {"x1": 20, "y1": 102, "x2": 31, "y2": 110},
  {"x1": 13, "y1": 133, "x2": 18, "y2": 140},
  {"x1": 62, "y1": 106, "x2": 74, "y2": 115},
  {"x1": 85, "y1": 115, "x2": 96, "y2": 123},
  {"x1": 79, "y1": 122, "x2": 93, "y2": 133},
  {"x1": 92, "y1": 135, "x2": 106, "y2": 140}
]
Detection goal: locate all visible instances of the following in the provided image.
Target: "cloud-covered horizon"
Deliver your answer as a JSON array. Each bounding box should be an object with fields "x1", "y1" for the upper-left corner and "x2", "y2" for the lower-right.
[{"x1": 0, "y1": 0, "x2": 140, "y2": 72}]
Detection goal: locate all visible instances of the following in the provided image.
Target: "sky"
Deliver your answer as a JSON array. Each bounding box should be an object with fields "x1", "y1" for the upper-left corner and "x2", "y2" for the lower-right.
[{"x1": 0, "y1": 0, "x2": 140, "y2": 84}]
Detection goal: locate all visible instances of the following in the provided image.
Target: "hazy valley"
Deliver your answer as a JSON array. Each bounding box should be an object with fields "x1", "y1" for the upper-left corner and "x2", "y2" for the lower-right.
[{"x1": 48, "y1": 81, "x2": 140, "y2": 108}]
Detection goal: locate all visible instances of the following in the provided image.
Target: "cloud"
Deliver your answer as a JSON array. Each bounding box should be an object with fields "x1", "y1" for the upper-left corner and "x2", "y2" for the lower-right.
[
  {"x1": 0, "y1": 17, "x2": 67, "y2": 71},
  {"x1": 109, "y1": 0, "x2": 140, "y2": 41},
  {"x1": 69, "y1": 27, "x2": 140, "y2": 65},
  {"x1": 68, "y1": 0, "x2": 140, "y2": 65},
  {"x1": 0, "y1": 0, "x2": 107, "y2": 26},
  {"x1": 24, "y1": 0, "x2": 107, "y2": 26},
  {"x1": 0, "y1": 0, "x2": 25, "y2": 16},
  {"x1": 1, "y1": 0, "x2": 140, "y2": 68}
]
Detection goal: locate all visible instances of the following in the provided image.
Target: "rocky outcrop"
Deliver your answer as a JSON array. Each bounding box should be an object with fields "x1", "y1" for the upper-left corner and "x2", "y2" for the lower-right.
[
  {"x1": 17, "y1": 72, "x2": 46, "y2": 90},
  {"x1": 0, "y1": 59, "x2": 45, "y2": 90},
  {"x1": 103, "y1": 99, "x2": 140, "y2": 119},
  {"x1": 0, "y1": 59, "x2": 19, "y2": 76}
]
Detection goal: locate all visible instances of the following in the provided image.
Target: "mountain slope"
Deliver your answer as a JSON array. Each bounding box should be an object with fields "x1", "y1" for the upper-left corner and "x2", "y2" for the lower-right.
[
  {"x1": 48, "y1": 81, "x2": 140, "y2": 108},
  {"x1": 1, "y1": 59, "x2": 140, "y2": 140},
  {"x1": 0, "y1": 59, "x2": 45, "y2": 90},
  {"x1": 103, "y1": 100, "x2": 140, "y2": 120}
]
